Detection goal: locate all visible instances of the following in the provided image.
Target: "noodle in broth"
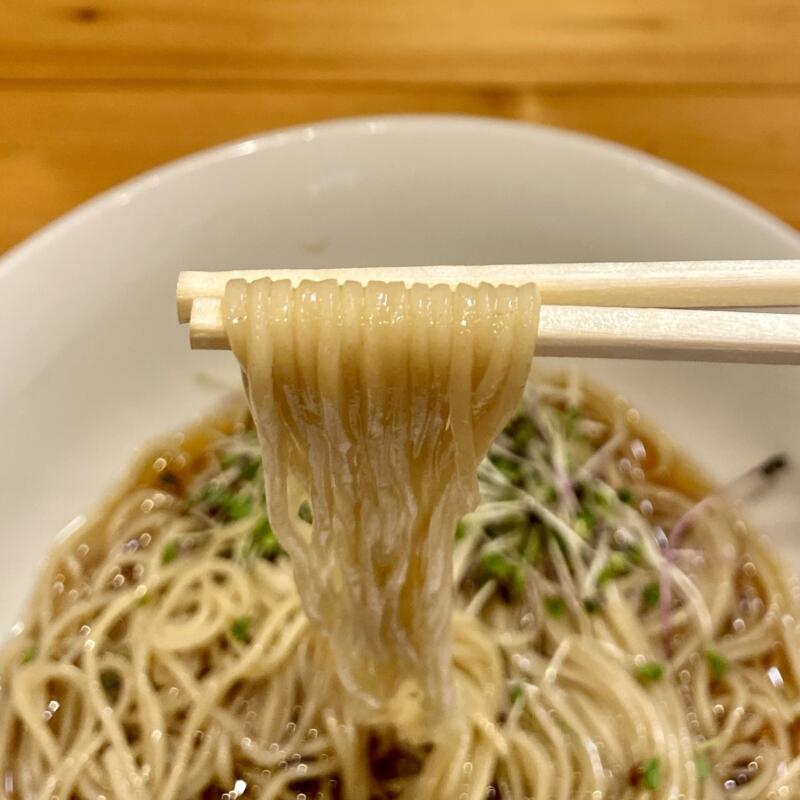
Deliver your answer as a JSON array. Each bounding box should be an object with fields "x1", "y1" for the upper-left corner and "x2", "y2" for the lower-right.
[{"x1": 1, "y1": 282, "x2": 800, "y2": 798}]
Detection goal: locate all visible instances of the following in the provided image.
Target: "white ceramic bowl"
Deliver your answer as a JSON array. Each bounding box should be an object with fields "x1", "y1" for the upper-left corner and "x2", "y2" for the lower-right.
[{"x1": 2, "y1": 115, "x2": 800, "y2": 631}]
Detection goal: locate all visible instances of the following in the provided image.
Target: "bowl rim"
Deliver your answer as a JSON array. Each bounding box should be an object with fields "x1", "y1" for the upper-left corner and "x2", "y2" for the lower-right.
[{"x1": 2, "y1": 113, "x2": 798, "y2": 280}]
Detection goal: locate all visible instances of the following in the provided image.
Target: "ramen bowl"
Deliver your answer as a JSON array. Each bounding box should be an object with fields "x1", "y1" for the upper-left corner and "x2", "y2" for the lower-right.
[{"x1": 1, "y1": 114, "x2": 800, "y2": 633}]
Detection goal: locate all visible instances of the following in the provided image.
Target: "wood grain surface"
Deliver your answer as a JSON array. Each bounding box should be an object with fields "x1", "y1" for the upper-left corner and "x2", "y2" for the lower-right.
[{"x1": 1, "y1": 0, "x2": 799, "y2": 253}]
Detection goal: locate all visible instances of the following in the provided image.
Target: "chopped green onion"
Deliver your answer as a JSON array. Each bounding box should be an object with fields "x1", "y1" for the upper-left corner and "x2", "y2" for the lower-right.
[
  {"x1": 545, "y1": 485, "x2": 558, "y2": 505},
  {"x1": 136, "y1": 591, "x2": 152, "y2": 607},
  {"x1": 220, "y1": 451, "x2": 260, "y2": 481},
  {"x1": 642, "y1": 581, "x2": 660, "y2": 609},
  {"x1": 242, "y1": 517, "x2": 283, "y2": 562},
  {"x1": 485, "y1": 515, "x2": 526, "y2": 539},
  {"x1": 100, "y1": 669, "x2": 122, "y2": 702},
  {"x1": 219, "y1": 451, "x2": 239, "y2": 470},
  {"x1": 508, "y1": 682, "x2": 525, "y2": 705},
  {"x1": 617, "y1": 486, "x2": 633, "y2": 505},
  {"x1": 188, "y1": 483, "x2": 227, "y2": 509},
  {"x1": 189, "y1": 483, "x2": 253, "y2": 522},
  {"x1": 641, "y1": 756, "x2": 662, "y2": 790},
  {"x1": 241, "y1": 460, "x2": 260, "y2": 480},
  {"x1": 582, "y1": 597, "x2": 601, "y2": 615},
  {"x1": 491, "y1": 455, "x2": 523, "y2": 484},
  {"x1": 635, "y1": 661, "x2": 664, "y2": 684},
  {"x1": 478, "y1": 552, "x2": 524, "y2": 599},
  {"x1": 224, "y1": 494, "x2": 252, "y2": 520},
  {"x1": 230, "y1": 615, "x2": 253, "y2": 643},
  {"x1": 705, "y1": 648, "x2": 727, "y2": 682},
  {"x1": 624, "y1": 540, "x2": 643, "y2": 565},
  {"x1": 522, "y1": 532, "x2": 541, "y2": 565},
  {"x1": 574, "y1": 510, "x2": 594, "y2": 539},
  {"x1": 544, "y1": 596, "x2": 566, "y2": 618},
  {"x1": 596, "y1": 552, "x2": 631, "y2": 586},
  {"x1": 561, "y1": 407, "x2": 582, "y2": 438},
  {"x1": 161, "y1": 541, "x2": 179, "y2": 565},
  {"x1": 455, "y1": 521, "x2": 468, "y2": 541},
  {"x1": 506, "y1": 415, "x2": 537, "y2": 454},
  {"x1": 20, "y1": 646, "x2": 37, "y2": 664},
  {"x1": 694, "y1": 751, "x2": 711, "y2": 781},
  {"x1": 298, "y1": 500, "x2": 313, "y2": 524}
]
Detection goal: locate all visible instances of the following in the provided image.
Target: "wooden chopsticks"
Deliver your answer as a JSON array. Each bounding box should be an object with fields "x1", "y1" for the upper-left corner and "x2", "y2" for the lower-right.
[{"x1": 177, "y1": 261, "x2": 800, "y2": 364}]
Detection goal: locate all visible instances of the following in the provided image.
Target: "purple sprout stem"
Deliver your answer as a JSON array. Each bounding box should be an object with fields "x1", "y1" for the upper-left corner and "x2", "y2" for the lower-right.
[{"x1": 659, "y1": 496, "x2": 713, "y2": 654}]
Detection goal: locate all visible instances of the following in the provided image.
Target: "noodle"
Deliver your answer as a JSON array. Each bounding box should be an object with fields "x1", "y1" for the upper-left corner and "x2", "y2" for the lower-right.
[
  {"x1": 1, "y1": 310, "x2": 800, "y2": 797},
  {"x1": 221, "y1": 278, "x2": 540, "y2": 725}
]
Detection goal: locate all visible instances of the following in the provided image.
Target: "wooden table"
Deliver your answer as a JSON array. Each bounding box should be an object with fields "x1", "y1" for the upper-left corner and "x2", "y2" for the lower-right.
[{"x1": 2, "y1": 0, "x2": 799, "y2": 254}]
